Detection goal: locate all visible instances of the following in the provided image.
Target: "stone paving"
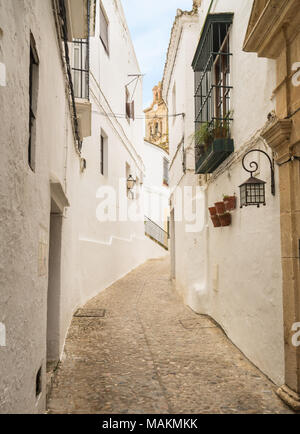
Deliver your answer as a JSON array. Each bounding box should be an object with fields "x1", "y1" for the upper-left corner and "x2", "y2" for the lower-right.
[{"x1": 47, "y1": 257, "x2": 293, "y2": 414}]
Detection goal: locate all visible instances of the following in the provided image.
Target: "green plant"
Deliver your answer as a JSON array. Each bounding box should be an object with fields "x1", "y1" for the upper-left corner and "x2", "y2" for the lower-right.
[
  {"x1": 194, "y1": 122, "x2": 214, "y2": 147},
  {"x1": 223, "y1": 193, "x2": 236, "y2": 200},
  {"x1": 191, "y1": 110, "x2": 234, "y2": 151}
]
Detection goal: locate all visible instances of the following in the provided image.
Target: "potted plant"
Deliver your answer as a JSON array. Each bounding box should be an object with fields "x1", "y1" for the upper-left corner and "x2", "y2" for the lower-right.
[
  {"x1": 208, "y1": 206, "x2": 217, "y2": 217},
  {"x1": 223, "y1": 194, "x2": 237, "y2": 211},
  {"x1": 213, "y1": 119, "x2": 229, "y2": 139},
  {"x1": 219, "y1": 213, "x2": 232, "y2": 227},
  {"x1": 193, "y1": 122, "x2": 214, "y2": 156},
  {"x1": 215, "y1": 201, "x2": 226, "y2": 215},
  {"x1": 211, "y1": 214, "x2": 221, "y2": 228}
]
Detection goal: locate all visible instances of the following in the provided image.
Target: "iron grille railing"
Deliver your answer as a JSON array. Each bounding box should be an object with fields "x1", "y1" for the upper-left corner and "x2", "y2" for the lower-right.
[
  {"x1": 145, "y1": 216, "x2": 169, "y2": 251},
  {"x1": 192, "y1": 14, "x2": 234, "y2": 171},
  {"x1": 71, "y1": 38, "x2": 89, "y2": 100},
  {"x1": 71, "y1": 1, "x2": 90, "y2": 100}
]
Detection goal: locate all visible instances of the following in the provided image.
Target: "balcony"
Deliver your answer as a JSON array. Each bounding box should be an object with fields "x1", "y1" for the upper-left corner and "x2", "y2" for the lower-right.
[
  {"x1": 65, "y1": 0, "x2": 89, "y2": 41},
  {"x1": 195, "y1": 137, "x2": 234, "y2": 174},
  {"x1": 192, "y1": 14, "x2": 234, "y2": 174},
  {"x1": 71, "y1": 39, "x2": 91, "y2": 139}
]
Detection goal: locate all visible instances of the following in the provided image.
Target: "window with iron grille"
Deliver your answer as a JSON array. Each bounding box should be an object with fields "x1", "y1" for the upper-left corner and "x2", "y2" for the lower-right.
[
  {"x1": 71, "y1": 38, "x2": 89, "y2": 100},
  {"x1": 163, "y1": 157, "x2": 169, "y2": 186},
  {"x1": 29, "y1": 33, "x2": 39, "y2": 172},
  {"x1": 100, "y1": 3, "x2": 109, "y2": 54},
  {"x1": 100, "y1": 135, "x2": 104, "y2": 175},
  {"x1": 192, "y1": 14, "x2": 234, "y2": 174}
]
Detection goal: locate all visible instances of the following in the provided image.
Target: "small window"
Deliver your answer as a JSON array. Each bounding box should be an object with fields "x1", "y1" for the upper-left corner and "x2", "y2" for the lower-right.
[
  {"x1": 100, "y1": 3, "x2": 109, "y2": 54},
  {"x1": 126, "y1": 87, "x2": 130, "y2": 121},
  {"x1": 163, "y1": 157, "x2": 169, "y2": 186},
  {"x1": 125, "y1": 87, "x2": 135, "y2": 121},
  {"x1": 192, "y1": 14, "x2": 234, "y2": 174},
  {"x1": 29, "y1": 33, "x2": 39, "y2": 172},
  {"x1": 71, "y1": 39, "x2": 89, "y2": 100},
  {"x1": 100, "y1": 135, "x2": 104, "y2": 175},
  {"x1": 36, "y1": 366, "x2": 42, "y2": 398},
  {"x1": 100, "y1": 133, "x2": 108, "y2": 176}
]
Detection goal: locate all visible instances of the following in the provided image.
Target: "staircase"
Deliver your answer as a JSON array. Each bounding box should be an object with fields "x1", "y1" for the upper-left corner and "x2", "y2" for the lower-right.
[{"x1": 144, "y1": 216, "x2": 169, "y2": 251}]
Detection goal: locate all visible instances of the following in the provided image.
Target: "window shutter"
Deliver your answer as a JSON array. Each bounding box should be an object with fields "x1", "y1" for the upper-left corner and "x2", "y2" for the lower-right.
[
  {"x1": 126, "y1": 102, "x2": 131, "y2": 119},
  {"x1": 100, "y1": 5, "x2": 109, "y2": 53},
  {"x1": 130, "y1": 101, "x2": 135, "y2": 121}
]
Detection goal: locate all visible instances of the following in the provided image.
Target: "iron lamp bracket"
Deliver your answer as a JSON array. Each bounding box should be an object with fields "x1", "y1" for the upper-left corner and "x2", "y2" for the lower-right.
[{"x1": 242, "y1": 149, "x2": 275, "y2": 196}]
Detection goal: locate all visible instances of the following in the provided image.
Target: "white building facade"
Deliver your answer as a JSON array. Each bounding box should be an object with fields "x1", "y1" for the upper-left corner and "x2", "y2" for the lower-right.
[
  {"x1": 143, "y1": 139, "x2": 169, "y2": 231},
  {"x1": 0, "y1": 0, "x2": 165, "y2": 414},
  {"x1": 77, "y1": 0, "x2": 166, "y2": 304},
  {"x1": 0, "y1": 0, "x2": 90, "y2": 413},
  {"x1": 163, "y1": 0, "x2": 284, "y2": 385}
]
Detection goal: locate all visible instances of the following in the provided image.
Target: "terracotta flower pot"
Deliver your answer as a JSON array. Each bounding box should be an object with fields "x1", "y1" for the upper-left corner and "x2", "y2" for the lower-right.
[
  {"x1": 208, "y1": 206, "x2": 217, "y2": 217},
  {"x1": 211, "y1": 215, "x2": 221, "y2": 228},
  {"x1": 215, "y1": 201, "x2": 226, "y2": 215},
  {"x1": 224, "y1": 196, "x2": 236, "y2": 211},
  {"x1": 219, "y1": 213, "x2": 232, "y2": 227}
]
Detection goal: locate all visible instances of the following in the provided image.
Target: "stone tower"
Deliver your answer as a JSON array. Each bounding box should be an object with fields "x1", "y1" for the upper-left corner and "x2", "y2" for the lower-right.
[{"x1": 144, "y1": 82, "x2": 169, "y2": 153}]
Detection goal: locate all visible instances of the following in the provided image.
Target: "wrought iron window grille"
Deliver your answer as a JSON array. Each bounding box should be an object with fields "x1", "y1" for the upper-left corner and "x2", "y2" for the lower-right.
[
  {"x1": 192, "y1": 14, "x2": 234, "y2": 174},
  {"x1": 71, "y1": 38, "x2": 90, "y2": 100}
]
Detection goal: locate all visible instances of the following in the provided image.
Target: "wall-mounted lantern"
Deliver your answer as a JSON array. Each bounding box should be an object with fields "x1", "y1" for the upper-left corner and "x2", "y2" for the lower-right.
[
  {"x1": 127, "y1": 175, "x2": 136, "y2": 199},
  {"x1": 127, "y1": 174, "x2": 136, "y2": 191},
  {"x1": 239, "y1": 149, "x2": 275, "y2": 208}
]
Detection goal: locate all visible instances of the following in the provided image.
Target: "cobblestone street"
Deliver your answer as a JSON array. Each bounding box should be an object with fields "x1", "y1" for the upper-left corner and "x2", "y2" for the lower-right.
[{"x1": 47, "y1": 257, "x2": 293, "y2": 414}]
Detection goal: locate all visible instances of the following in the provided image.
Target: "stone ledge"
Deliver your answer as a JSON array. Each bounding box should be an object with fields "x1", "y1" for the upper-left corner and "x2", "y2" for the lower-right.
[{"x1": 261, "y1": 119, "x2": 293, "y2": 163}]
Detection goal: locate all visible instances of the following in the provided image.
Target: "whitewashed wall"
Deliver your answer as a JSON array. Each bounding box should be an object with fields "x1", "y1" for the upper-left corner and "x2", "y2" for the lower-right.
[
  {"x1": 0, "y1": 0, "x2": 166, "y2": 414},
  {"x1": 77, "y1": 0, "x2": 167, "y2": 304},
  {"x1": 164, "y1": 0, "x2": 284, "y2": 385},
  {"x1": 143, "y1": 140, "x2": 169, "y2": 229},
  {"x1": 0, "y1": 0, "x2": 84, "y2": 413}
]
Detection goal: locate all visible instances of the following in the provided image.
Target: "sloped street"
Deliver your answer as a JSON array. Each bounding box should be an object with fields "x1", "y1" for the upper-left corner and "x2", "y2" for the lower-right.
[{"x1": 47, "y1": 258, "x2": 292, "y2": 414}]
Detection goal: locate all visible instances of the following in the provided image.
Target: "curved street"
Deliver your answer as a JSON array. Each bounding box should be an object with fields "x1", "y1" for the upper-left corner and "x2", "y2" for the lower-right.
[{"x1": 47, "y1": 258, "x2": 292, "y2": 414}]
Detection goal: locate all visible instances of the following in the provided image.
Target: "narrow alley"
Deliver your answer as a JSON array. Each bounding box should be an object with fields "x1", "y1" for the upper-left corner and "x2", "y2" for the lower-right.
[{"x1": 47, "y1": 258, "x2": 292, "y2": 415}]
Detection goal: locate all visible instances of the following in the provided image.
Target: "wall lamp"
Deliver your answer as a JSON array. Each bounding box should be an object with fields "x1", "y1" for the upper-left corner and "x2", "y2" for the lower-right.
[
  {"x1": 239, "y1": 149, "x2": 275, "y2": 208},
  {"x1": 127, "y1": 175, "x2": 136, "y2": 198}
]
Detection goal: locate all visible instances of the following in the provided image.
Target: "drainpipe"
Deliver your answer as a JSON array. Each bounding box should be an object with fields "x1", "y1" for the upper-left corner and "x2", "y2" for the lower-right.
[{"x1": 207, "y1": 0, "x2": 214, "y2": 14}]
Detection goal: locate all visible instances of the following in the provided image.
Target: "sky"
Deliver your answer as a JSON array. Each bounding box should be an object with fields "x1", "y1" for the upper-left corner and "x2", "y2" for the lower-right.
[{"x1": 122, "y1": 0, "x2": 193, "y2": 109}]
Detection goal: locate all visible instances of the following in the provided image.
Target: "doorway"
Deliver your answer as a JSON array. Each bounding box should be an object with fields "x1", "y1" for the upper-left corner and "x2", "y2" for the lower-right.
[
  {"x1": 47, "y1": 201, "x2": 63, "y2": 364},
  {"x1": 170, "y1": 208, "x2": 176, "y2": 279}
]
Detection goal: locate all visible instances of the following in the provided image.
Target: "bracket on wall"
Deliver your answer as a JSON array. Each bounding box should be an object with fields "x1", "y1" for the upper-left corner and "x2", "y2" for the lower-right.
[
  {"x1": 50, "y1": 177, "x2": 70, "y2": 213},
  {"x1": 242, "y1": 149, "x2": 275, "y2": 196}
]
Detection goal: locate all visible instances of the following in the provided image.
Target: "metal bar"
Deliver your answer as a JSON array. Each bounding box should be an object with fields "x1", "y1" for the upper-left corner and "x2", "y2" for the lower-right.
[
  {"x1": 58, "y1": 0, "x2": 82, "y2": 151},
  {"x1": 72, "y1": 67, "x2": 89, "y2": 73},
  {"x1": 242, "y1": 149, "x2": 276, "y2": 196},
  {"x1": 145, "y1": 216, "x2": 168, "y2": 236}
]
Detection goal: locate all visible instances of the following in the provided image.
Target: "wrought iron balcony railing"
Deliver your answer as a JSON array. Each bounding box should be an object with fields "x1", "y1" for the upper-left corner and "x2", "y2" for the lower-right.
[
  {"x1": 145, "y1": 216, "x2": 169, "y2": 251},
  {"x1": 71, "y1": 38, "x2": 89, "y2": 100}
]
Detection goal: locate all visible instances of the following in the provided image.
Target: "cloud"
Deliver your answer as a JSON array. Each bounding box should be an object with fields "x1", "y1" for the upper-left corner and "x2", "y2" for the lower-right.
[{"x1": 122, "y1": 0, "x2": 193, "y2": 107}]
